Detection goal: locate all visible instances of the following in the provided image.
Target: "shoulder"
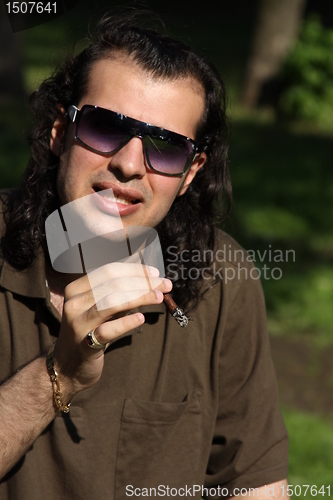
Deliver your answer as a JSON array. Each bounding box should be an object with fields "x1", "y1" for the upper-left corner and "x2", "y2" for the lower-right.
[
  {"x1": 0, "y1": 187, "x2": 16, "y2": 202},
  {"x1": 211, "y1": 229, "x2": 257, "y2": 279},
  {"x1": 206, "y1": 228, "x2": 264, "y2": 308},
  {"x1": 213, "y1": 228, "x2": 253, "y2": 268},
  {"x1": 0, "y1": 187, "x2": 18, "y2": 262},
  {"x1": 0, "y1": 187, "x2": 17, "y2": 221}
]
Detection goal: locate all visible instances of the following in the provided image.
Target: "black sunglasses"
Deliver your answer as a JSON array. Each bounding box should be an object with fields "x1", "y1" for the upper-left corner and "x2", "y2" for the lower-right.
[{"x1": 67, "y1": 105, "x2": 199, "y2": 177}]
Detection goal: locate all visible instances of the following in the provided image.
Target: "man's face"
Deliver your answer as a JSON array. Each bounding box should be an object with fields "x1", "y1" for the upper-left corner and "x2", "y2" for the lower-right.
[{"x1": 51, "y1": 57, "x2": 206, "y2": 234}]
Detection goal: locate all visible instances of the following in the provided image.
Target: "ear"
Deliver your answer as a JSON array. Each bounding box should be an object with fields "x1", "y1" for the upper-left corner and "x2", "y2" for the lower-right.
[
  {"x1": 50, "y1": 108, "x2": 67, "y2": 157},
  {"x1": 178, "y1": 152, "x2": 207, "y2": 196}
]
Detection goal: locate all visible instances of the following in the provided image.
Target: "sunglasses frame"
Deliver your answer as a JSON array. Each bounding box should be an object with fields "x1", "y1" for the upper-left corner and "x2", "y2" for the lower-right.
[{"x1": 67, "y1": 104, "x2": 199, "y2": 177}]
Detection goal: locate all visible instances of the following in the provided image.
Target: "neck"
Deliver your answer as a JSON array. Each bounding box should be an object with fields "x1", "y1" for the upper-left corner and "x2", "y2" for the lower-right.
[{"x1": 45, "y1": 262, "x2": 83, "y2": 296}]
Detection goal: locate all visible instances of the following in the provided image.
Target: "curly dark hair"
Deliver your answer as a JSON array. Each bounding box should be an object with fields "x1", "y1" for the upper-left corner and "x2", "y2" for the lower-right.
[{"x1": 1, "y1": 9, "x2": 231, "y2": 311}]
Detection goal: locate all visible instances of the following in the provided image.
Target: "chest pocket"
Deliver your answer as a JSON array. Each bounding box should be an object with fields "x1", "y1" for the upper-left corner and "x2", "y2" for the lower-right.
[{"x1": 115, "y1": 390, "x2": 203, "y2": 499}]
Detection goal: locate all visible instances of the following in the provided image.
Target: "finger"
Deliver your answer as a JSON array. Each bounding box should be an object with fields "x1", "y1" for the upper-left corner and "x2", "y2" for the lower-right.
[
  {"x1": 89, "y1": 312, "x2": 146, "y2": 346},
  {"x1": 82, "y1": 288, "x2": 165, "y2": 329},
  {"x1": 64, "y1": 277, "x2": 172, "y2": 317},
  {"x1": 95, "y1": 288, "x2": 165, "y2": 312},
  {"x1": 91, "y1": 276, "x2": 171, "y2": 304},
  {"x1": 65, "y1": 262, "x2": 160, "y2": 298}
]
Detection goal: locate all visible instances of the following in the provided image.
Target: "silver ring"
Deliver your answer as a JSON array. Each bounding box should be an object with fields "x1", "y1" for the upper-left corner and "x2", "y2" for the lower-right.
[{"x1": 86, "y1": 329, "x2": 106, "y2": 350}]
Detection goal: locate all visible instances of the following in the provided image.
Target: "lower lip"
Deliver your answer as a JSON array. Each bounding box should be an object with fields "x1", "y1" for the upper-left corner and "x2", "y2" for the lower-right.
[{"x1": 92, "y1": 190, "x2": 142, "y2": 217}]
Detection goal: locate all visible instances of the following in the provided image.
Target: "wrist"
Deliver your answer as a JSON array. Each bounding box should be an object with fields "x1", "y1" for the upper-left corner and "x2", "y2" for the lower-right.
[{"x1": 46, "y1": 343, "x2": 71, "y2": 413}]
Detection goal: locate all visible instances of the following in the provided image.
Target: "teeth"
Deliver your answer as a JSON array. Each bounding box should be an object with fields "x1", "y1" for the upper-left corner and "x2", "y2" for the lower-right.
[
  {"x1": 95, "y1": 188, "x2": 137, "y2": 205},
  {"x1": 114, "y1": 195, "x2": 132, "y2": 205}
]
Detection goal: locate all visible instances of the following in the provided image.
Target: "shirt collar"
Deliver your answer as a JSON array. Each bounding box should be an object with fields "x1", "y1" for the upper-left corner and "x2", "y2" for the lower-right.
[{"x1": 0, "y1": 249, "x2": 47, "y2": 299}]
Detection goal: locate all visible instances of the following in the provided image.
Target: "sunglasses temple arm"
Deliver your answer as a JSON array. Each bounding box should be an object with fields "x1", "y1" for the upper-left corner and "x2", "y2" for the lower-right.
[{"x1": 67, "y1": 105, "x2": 79, "y2": 123}]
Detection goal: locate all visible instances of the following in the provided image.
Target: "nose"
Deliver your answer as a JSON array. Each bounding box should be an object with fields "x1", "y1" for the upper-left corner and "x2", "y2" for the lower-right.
[{"x1": 108, "y1": 136, "x2": 147, "y2": 179}]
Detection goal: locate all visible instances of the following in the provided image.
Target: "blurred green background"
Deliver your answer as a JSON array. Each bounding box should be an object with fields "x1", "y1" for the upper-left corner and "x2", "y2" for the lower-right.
[{"x1": 1, "y1": 0, "x2": 332, "y2": 490}]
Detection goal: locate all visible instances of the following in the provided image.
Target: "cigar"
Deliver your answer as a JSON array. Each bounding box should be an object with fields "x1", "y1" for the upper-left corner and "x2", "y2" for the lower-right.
[
  {"x1": 163, "y1": 293, "x2": 189, "y2": 328},
  {"x1": 125, "y1": 229, "x2": 188, "y2": 328}
]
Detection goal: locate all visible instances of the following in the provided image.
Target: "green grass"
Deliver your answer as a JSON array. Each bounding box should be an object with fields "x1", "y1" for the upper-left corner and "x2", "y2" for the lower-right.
[
  {"x1": 283, "y1": 407, "x2": 333, "y2": 490},
  {"x1": 265, "y1": 266, "x2": 333, "y2": 343}
]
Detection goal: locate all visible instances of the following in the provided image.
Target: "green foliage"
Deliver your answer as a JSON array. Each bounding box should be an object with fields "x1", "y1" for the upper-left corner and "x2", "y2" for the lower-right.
[
  {"x1": 283, "y1": 408, "x2": 333, "y2": 488},
  {"x1": 278, "y1": 16, "x2": 333, "y2": 123},
  {"x1": 225, "y1": 117, "x2": 333, "y2": 343},
  {"x1": 265, "y1": 266, "x2": 333, "y2": 342}
]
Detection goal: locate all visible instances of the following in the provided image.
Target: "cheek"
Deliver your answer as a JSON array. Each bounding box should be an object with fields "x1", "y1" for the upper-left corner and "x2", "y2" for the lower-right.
[
  {"x1": 56, "y1": 159, "x2": 71, "y2": 205},
  {"x1": 57, "y1": 148, "x2": 96, "y2": 188},
  {"x1": 56, "y1": 151, "x2": 85, "y2": 204},
  {"x1": 149, "y1": 175, "x2": 184, "y2": 203},
  {"x1": 147, "y1": 176, "x2": 184, "y2": 225}
]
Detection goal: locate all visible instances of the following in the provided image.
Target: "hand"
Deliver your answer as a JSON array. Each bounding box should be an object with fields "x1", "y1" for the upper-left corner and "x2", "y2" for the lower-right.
[{"x1": 53, "y1": 262, "x2": 172, "y2": 397}]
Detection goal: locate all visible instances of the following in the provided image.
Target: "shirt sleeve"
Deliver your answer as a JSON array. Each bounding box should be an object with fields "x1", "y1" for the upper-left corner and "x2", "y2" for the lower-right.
[{"x1": 204, "y1": 258, "x2": 289, "y2": 497}]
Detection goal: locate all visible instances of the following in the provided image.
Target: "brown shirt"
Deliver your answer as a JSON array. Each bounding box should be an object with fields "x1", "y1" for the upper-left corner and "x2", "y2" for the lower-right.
[{"x1": 0, "y1": 202, "x2": 288, "y2": 500}]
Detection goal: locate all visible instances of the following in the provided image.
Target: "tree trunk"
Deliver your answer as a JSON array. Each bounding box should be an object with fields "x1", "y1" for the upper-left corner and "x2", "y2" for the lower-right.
[
  {"x1": 242, "y1": 0, "x2": 306, "y2": 109},
  {"x1": 0, "y1": 2, "x2": 26, "y2": 107}
]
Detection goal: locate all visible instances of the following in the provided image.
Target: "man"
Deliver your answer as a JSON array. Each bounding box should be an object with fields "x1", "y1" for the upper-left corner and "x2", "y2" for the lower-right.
[{"x1": 0, "y1": 10, "x2": 288, "y2": 499}]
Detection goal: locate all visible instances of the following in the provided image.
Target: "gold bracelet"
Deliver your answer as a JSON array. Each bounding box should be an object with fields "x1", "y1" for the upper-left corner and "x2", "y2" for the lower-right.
[{"x1": 46, "y1": 343, "x2": 71, "y2": 413}]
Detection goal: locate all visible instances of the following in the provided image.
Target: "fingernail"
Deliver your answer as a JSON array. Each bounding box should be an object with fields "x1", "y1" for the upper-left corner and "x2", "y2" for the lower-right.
[
  {"x1": 147, "y1": 266, "x2": 159, "y2": 277},
  {"x1": 137, "y1": 313, "x2": 145, "y2": 324},
  {"x1": 154, "y1": 290, "x2": 163, "y2": 301},
  {"x1": 164, "y1": 278, "x2": 172, "y2": 289}
]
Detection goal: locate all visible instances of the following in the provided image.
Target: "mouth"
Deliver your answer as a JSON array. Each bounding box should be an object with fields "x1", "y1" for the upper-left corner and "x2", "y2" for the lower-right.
[
  {"x1": 91, "y1": 182, "x2": 144, "y2": 218},
  {"x1": 93, "y1": 184, "x2": 142, "y2": 206}
]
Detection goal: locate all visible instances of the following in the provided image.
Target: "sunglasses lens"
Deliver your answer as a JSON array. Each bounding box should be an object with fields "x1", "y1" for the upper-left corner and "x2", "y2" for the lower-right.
[
  {"x1": 78, "y1": 107, "x2": 128, "y2": 153},
  {"x1": 145, "y1": 137, "x2": 192, "y2": 175}
]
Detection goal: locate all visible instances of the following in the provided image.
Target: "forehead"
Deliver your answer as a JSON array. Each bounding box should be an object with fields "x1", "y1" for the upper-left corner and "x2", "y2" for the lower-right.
[{"x1": 78, "y1": 57, "x2": 205, "y2": 139}]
